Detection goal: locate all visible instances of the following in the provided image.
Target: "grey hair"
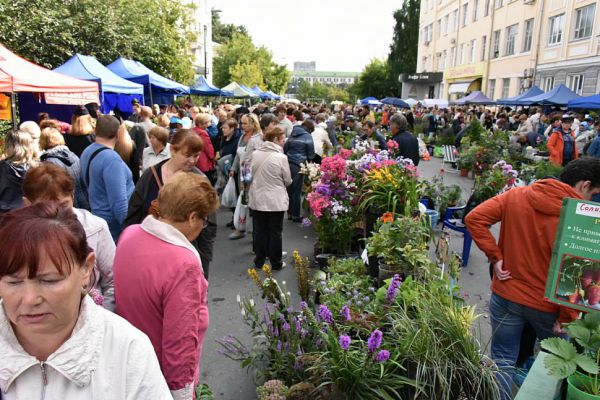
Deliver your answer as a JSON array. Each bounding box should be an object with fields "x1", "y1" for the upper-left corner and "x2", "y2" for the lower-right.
[
  {"x1": 3, "y1": 130, "x2": 37, "y2": 166},
  {"x1": 389, "y1": 113, "x2": 407, "y2": 130}
]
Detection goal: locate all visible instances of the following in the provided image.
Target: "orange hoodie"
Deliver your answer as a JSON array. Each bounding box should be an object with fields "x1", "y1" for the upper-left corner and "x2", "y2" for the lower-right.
[{"x1": 465, "y1": 179, "x2": 582, "y2": 323}]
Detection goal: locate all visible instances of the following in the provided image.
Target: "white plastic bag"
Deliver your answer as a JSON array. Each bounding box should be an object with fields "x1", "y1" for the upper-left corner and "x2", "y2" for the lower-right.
[
  {"x1": 221, "y1": 177, "x2": 237, "y2": 208},
  {"x1": 233, "y1": 193, "x2": 248, "y2": 231}
]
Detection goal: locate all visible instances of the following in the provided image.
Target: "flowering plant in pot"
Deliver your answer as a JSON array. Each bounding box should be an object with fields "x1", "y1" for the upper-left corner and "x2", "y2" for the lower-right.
[{"x1": 541, "y1": 312, "x2": 600, "y2": 398}]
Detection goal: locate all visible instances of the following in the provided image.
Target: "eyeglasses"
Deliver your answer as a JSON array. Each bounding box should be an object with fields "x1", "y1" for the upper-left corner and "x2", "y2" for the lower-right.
[{"x1": 202, "y1": 216, "x2": 209, "y2": 229}]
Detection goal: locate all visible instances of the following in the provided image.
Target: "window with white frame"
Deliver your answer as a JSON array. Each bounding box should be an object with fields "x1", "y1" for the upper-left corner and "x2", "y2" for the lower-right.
[
  {"x1": 505, "y1": 24, "x2": 518, "y2": 56},
  {"x1": 543, "y1": 76, "x2": 554, "y2": 91},
  {"x1": 462, "y1": 3, "x2": 469, "y2": 27},
  {"x1": 437, "y1": 53, "x2": 444, "y2": 70},
  {"x1": 470, "y1": 39, "x2": 477, "y2": 63},
  {"x1": 452, "y1": 9, "x2": 459, "y2": 31},
  {"x1": 522, "y1": 19, "x2": 533, "y2": 52},
  {"x1": 481, "y1": 35, "x2": 487, "y2": 60},
  {"x1": 473, "y1": 0, "x2": 480, "y2": 21},
  {"x1": 442, "y1": 49, "x2": 447, "y2": 69},
  {"x1": 451, "y1": 46, "x2": 457, "y2": 66},
  {"x1": 484, "y1": 0, "x2": 491, "y2": 16},
  {"x1": 548, "y1": 14, "x2": 565, "y2": 45},
  {"x1": 574, "y1": 4, "x2": 595, "y2": 40},
  {"x1": 495, "y1": 0, "x2": 503, "y2": 9},
  {"x1": 443, "y1": 15, "x2": 449, "y2": 35},
  {"x1": 459, "y1": 43, "x2": 465, "y2": 64},
  {"x1": 437, "y1": 19, "x2": 442, "y2": 38},
  {"x1": 491, "y1": 30, "x2": 501, "y2": 58},
  {"x1": 501, "y1": 78, "x2": 510, "y2": 98},
  {"x1": 488, "y1": 79, "x2": 496, "y2": 99},
  {"x1": 566, "y1": 74, "x2": 584, "y2": 95}
]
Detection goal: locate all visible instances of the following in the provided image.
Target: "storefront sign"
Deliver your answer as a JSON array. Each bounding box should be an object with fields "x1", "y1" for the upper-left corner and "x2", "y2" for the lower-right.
[
  {"x1": 45, "y1": 91, "x2": 99, "y2": 106},
  {"x1": 443, "y1": 62, "x2": 486, "y2": 80},
  {"x1": 544, "y1": 198, "x2": 600, "y2": 313},
  {"x1": 400, "y1": 72, "x2": 443, "y2": 83}
]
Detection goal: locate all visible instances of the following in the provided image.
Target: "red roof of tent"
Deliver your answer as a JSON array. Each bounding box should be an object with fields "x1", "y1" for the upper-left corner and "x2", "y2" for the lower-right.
[{"x1": 0, "y1": 44, "x2": 99, "y2": 105}]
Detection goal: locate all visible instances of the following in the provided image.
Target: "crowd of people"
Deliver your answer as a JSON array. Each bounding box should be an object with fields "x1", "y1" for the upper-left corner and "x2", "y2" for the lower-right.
[{"x1": 1, "y1": 95, "x2": 600, "y2": 399}]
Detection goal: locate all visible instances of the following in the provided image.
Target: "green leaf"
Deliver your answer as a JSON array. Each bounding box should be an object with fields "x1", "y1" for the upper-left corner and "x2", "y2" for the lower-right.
[
  {"x1": 574, "y1": 354, "x2": 599, "y2": 375},
  {"x1": 541, "y1": 337, "x2": 577, "y2": 359},
  {"x1": 543, "y1": 353, "x2": 577, "y2": 378}
]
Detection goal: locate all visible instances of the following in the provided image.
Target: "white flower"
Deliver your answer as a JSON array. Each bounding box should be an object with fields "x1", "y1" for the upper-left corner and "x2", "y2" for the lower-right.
[
  {"x1": 236, "y1": 294, "x2": 241, "y2": 303},
  {"x1": 249, "y1": 299, "x2": 255, "y2": 307}
]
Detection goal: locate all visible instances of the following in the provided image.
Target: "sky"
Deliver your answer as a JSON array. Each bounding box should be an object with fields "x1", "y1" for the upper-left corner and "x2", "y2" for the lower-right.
[{"x1": 213, "y1": 0, "x2": 399, "y2": 73}]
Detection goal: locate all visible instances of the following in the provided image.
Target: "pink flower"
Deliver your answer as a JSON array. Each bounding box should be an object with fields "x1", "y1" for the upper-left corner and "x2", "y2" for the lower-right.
[
  {"x1": 387, "y1": 140, "x2": 398, "y2": 150},
  {"x1": 89, "y1": 288, "x2": 104, "y2": 307}
]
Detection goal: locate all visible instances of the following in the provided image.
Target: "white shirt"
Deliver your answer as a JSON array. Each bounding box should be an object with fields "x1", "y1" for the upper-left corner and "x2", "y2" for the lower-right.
[{"x1": 142, "y1": 143, "x2": 171, "y2": 171}]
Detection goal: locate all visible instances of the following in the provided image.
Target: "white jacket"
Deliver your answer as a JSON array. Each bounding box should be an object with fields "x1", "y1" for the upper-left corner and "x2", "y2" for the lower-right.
[
  {"x1": 312, "y1": 122, "x2": 333, "y2": 156},
  {"x1": 0, "y1": 296, "x2": 171, "y2": 400},
  {"x1": 73, "y1": 208, "x2": 116, "y2": 312},
  {"x1": 248, "y1": 141, "x2": 292, "y2": 212}
]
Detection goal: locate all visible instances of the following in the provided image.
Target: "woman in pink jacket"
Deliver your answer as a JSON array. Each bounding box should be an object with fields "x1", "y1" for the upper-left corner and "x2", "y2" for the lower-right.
[{"x1": 114, "y1": 172, "x2": 219, "y2": 399}]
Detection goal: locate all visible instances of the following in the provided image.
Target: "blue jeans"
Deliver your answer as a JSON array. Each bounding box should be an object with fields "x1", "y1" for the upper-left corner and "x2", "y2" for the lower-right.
[{"x1": 489, "y1": 293, "x2": 561, "y2": 400}]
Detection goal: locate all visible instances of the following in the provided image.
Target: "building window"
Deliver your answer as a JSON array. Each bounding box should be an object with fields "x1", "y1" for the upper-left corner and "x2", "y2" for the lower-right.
[
  {"x1": 423, "y1": 24, "x2": 433, "y2": 43},
  {"x1": 437, "y1": 19, "x2": 442, "y2": 38},
  {"x1": 566, "y1": 74, "x2": 584, "y2": 95},
  {"x1": 470, "y1": 39, "x2": 477, "y2": 63},
  {"x1": 504, "y1": 24, "x2": 518, "y2": 56},
  {"x1": 451, "y1": 46, "x2": 457, "y2": 66},
  {"x1": 452, "y1": 9, "x2": 459, "y2": 31},
  {"x1": 574, "y1": 4, "x2": 595, "y2": 40},
  {"x1": 442, "y1": 49, "x2": 447, "y2": 69},
  {"x1": 522, "y1": 19, "x2": 533, "y2": 52},
  {"x1": 481, "y1": 35, "x2": 487, "y2": 61},
  {"x1": 491, "y1": 30, "x2": 501, "y2": 58},
  {"x1": 495, "y1": 0, "x2": 503, "y2": 9},
  {"x1": 473, "y1": 0, "x2": 480, "y2": 21},
  {"x1": 462, "y1": 3, "x2": 469, "y2": 27},
  {"x1": 484, "y1": 0, "x2": 491, "y2": 16},
  {"x1": 543, "y1": 76, "x2": 554, "y2": 91},
  {"x1": 501, "y1": 78, "x2": 510, "y2": 98},
  {"x1": 548, "y1": 14, "x2": 565, "y2": 45},
  {"x1": 459, "y1": 43, "x2": 465, "y2": 64},
  {"x1": 488, "y1": 79, "x2": 496, "y2": 99},
  {"x1": 443, "y1": 15, "x2": 449, "y2": 35}
]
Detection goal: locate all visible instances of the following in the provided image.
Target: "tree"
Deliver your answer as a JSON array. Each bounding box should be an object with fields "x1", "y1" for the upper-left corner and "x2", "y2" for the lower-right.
[
  {"x1": 211, "y1": 8, "x2": 248, "y2": 44},
  {"x1": 213, "y1": 32, "x2": 290, "y2": 94},
  {"x1": 351, "y1": 59, "x2": 395, "y2": 99},
  {"x1": 0, "y1": 0, "x2": 196, "y2": 84},
  {"x1": 388, "y1": 0, "x2": 421, "y2": 95},
  {"x1": 297, "y1": 81, "x2": 351, "y2": 103}
]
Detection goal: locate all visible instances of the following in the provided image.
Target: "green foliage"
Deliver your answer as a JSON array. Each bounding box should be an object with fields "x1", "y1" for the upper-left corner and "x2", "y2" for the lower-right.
[
  {"x1": 388, "y1": 0, "x2": 421, "y2": 94},
  {"x1": 211, "y1": 8, "x2": 248, "y2": 44},
  {"x1": 195, "y1": 383, "x2": 214, "y2": 400},
  {"x1": 212, "y1": 32, "x2": 290, "y2": 94},
  {"x1": 0, "y1": 0, "x2": 196, "y2": 84},
  {"x1": 351, "y1": 59, "x2": 395, "y2": 99},
  {"x1": 297, "y1": 81, "x2": 351, "y2": 103}
]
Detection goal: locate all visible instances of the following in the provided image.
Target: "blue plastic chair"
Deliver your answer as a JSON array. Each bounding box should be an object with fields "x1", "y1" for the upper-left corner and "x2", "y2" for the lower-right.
[{"x1": 441, "y1": 205, "x2": 472, "y2": 267}]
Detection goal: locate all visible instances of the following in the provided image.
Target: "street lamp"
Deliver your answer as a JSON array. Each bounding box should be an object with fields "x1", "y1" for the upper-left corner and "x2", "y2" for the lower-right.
[{"x1": 203, "y1": 24, "x2": 208, "y2": 78}]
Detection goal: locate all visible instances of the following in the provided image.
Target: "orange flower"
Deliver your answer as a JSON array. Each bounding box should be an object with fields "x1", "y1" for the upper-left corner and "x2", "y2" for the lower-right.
[{"x1": 381, "y1": 212, "x2": 394, "y2": 223}]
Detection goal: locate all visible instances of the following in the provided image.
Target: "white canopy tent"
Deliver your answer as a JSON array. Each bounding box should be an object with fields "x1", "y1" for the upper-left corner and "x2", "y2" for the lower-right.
[{"x1": 422, "y1": 98, "x2": 449, "y2": 108}]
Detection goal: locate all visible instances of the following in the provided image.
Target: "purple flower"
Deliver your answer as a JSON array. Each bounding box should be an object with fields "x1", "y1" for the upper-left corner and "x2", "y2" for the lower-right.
[
  {"x1": 294, "y1": 317, "x2": 301, "y2": 331},
  {"x1": 386, "y1": 274, "x2": 402, "y2": 305},
  {"x1": 367, "y1": 329, "x2": 383, "y2": 352},
  {"x1": 339, "y1": 335, "x2": 352, "y2": 350},
  {"x1": 318, "y1": 304, "x2": 334, "y2": 325},
  {"x1": 283, "y1": 321, "x2": 290, "y2": 332},
  {"x1": 375, "y1": 349, "x2": 390, "y2": 362},
  {"x1": 299, "y1": 301, "x2": 308, "y2": 310},
  {"x1": 340, "y1": 305, "x2": 351, "y2": 321},
  {"x1": 276, "y1": 341, "x2": 282, "y2": 352},
  {"x1": 301, "y1": 218, "x2": 312, "y2": 227}
]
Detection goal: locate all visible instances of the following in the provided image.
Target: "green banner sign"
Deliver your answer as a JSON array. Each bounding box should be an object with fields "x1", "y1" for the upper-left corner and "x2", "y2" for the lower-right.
[{"x1": 544, "y1": 198, "x2": 600, "y2": 313}]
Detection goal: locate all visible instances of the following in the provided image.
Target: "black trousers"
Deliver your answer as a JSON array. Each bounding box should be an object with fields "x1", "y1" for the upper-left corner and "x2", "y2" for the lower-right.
[
  {"x1": 287, "y1": 163, "x2": 303, "y2": 219},
  {"x1": 253, "y1": 210, "x2": 284, "y2": 269}
]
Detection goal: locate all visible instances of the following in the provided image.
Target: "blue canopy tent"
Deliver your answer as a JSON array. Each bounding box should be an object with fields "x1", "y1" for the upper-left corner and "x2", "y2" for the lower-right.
[
  {"x1": 497, "y1": 86, "x2": 544, "y2": 106},
  {"x1": 567, "y1": 94, "x2": 600, "y2": 109},
  {"x1": 18, "y1": 53, "x2": 144, "y2": 122},
  {"x1": 265, "y1": 90, "x2": 281, "y2": 100},
  {"x1": 452, "y1": 91, "x2": 495, "y2": 105},
  {"x1": 53, "y1": 54, "x2": 144, "y2": 113},
  {"x1": 520, "y1": 84, "x2": 580, "y2": 106},
  {"x1": 359, "y1": 96, "x2": 379, "y2": 105},
  {"x1": 251, "y1": 85, "x2": 274, "y2": 100},
  {"x1": 106, "y1": 57, "x2": 189, "y2": 105},
  {"x1": 190, "y1": 76, "x2": 232, "y2": 97},
  {"x1": 381, "y1": 97, "x2": 410, "y2": 108}
]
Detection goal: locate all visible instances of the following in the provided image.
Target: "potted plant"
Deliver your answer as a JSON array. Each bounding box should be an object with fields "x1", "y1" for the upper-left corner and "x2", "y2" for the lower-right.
[{"x1": 541, "y1": 312, "x2": 600, "y2": 399}]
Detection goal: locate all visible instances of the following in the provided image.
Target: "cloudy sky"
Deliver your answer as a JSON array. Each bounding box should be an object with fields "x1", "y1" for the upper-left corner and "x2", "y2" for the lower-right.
[{"x1": 213, "y1": 0, "x2": 399, "y2": 73}]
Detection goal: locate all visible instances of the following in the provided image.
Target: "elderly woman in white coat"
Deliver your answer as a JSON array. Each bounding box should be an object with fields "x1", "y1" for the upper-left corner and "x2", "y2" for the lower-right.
[
  {"x1": 248, "y1": 127, "x2": 292, "y2": 270},
  {"x1": 0, "y1": 203, "x2": 170, "y2": 399}
]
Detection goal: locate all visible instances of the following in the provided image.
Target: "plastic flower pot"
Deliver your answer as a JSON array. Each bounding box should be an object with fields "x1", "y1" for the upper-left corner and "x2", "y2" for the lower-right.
[
  {"x1": 425, "y1": 209, "x2": 439, "y2": 229},
  {"x1": 378, "y1": 263, "x2": 399, "y2": 287},
  {"x1": 567, "y1": 374, "x2": 600, "y2": 400},
  {"x1": 460, "y1": 168, "x2": 469, "y2": 177}
]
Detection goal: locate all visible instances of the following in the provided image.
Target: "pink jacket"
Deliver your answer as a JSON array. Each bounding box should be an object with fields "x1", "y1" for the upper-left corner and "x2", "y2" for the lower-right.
[{"x1": 114, "y1": 216, "x2": 209, "y2": 400}]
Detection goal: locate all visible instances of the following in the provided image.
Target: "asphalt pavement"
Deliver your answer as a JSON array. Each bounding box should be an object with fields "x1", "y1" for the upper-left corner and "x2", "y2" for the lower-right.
[{"x1": 201, "y1": 156, "x2": 496, "y2": 399}]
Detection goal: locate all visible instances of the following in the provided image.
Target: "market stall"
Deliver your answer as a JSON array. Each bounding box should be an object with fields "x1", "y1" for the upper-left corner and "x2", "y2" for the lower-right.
[
  {"x1": 497, "y1": 86, "x2": 544, "y2": 106},
  {"x1": 190, "y1": 76, "x2": 232, "y2": 97}
]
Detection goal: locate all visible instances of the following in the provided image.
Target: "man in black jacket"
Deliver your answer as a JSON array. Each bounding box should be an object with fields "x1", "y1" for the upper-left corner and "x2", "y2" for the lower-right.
[{"x1": 390, "y1": 113, "x2": 420, "y2": 166}]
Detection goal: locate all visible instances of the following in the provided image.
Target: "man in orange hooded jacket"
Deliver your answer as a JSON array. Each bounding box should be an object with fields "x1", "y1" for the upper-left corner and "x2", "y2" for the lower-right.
[{"x1": 465, "y1": 157, "x2": 600, "y2": 400}]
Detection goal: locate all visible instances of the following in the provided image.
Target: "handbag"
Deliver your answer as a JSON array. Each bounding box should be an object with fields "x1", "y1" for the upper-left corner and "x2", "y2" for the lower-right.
[{"x1": 148, "y1": 165, "x2": 163, "y2": 218}]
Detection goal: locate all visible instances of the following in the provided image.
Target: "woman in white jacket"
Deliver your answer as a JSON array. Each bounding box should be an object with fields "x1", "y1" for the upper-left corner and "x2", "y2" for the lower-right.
[
  {"x1": 21, "y1": 163, "x2": 116, "y2": 311},
  {"x1": 0, "y1": 202, "x2": 171, "y2": 399},
  {"x1": 249, "y1": 127, "x2": 292, "y2": 270}
]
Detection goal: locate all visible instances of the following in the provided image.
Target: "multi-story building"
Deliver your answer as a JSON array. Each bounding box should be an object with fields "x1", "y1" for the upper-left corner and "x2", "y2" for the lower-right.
[
  {"x1": 188, "y1": 0, "x2": 214, "y2": 83},
  {"x1": 414, "y1": 0, "x2": 599, "y2": 100},
  {"x1": 293, "y1": 61, "x2": 316, "y2": 72},
  {"x1": 290, "y1": 70, "x2": 360, "y2": 88}
]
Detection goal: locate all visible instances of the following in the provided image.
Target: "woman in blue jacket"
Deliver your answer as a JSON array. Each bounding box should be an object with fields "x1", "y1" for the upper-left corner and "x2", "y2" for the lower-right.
[{"x1": 284, "y1": 119, "x2": 315, "y2": 222}]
